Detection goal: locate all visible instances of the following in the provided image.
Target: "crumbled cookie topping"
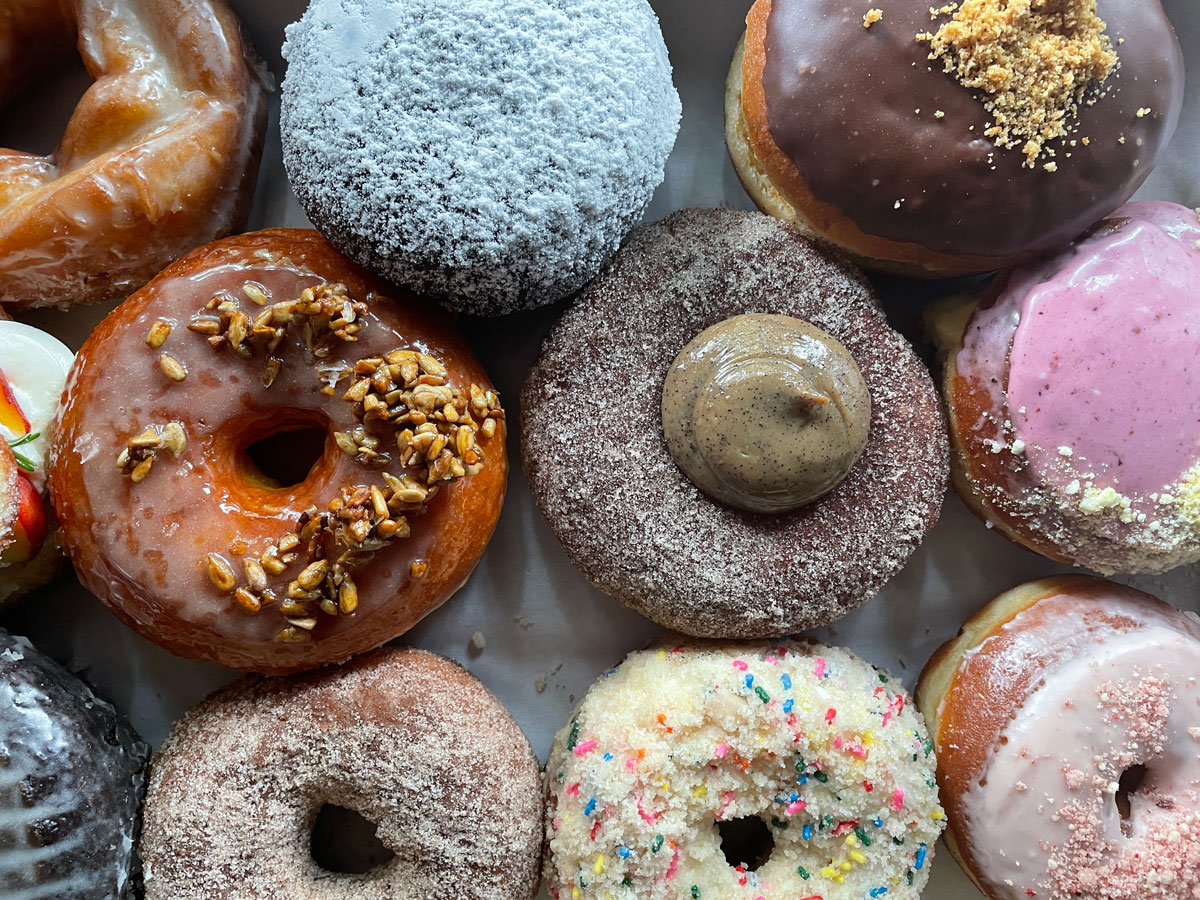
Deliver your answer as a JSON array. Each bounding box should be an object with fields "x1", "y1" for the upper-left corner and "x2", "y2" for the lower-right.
[{"x1": 918, "y1": 0, "x2": 1118, "y2": 166}]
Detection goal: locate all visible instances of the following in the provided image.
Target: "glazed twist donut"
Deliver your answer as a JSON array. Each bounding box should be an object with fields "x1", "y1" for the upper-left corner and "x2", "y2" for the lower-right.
[{"x1": 0, "y1": 0, "x2": 268, "y2": 310}]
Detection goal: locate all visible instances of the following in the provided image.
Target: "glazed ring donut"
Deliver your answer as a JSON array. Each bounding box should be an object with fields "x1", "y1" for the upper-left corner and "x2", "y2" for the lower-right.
[
  {"x1": 49, "y1": 229, "x2": 507, "y2": 674},
  {"x1": 522, "y1": 208, "x2": 947, "y2": 637},
  {"x1": 0, "y1": 0, "x2": 268, "y2": 310},
  {"x1": 0, "y1": 629, "x2": 149, "y2": 898},
  {"x1": 544, "y1": 638, "x2": 946, "y2": 900},
  {"x1": 725, "y1": 0, "x2": 1184, "y2": 275},
  {"x1": 917, "y1": 575, "x2": 1200, "y2": 899},
  {"x1": 940, "y1": 202, "x2": 1200, "y2": 575},
  {"x1": 141, "y1": 647, "x2": 543, "y2": 900}
]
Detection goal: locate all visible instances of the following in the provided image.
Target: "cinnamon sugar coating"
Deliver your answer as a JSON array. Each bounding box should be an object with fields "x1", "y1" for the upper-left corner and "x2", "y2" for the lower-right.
[
  {"x1": 141, "y1": 647, "x2": 543, "y2": 900},
  {"x1": 521, "y1": 210, "x2": 948, "y2": 637}
]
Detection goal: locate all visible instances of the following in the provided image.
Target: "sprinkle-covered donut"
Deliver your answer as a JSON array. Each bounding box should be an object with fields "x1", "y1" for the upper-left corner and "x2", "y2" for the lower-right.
[
  {"x1": 544, "y1": 639, "x2": 946, "y2": 900},
  {"x1": 0, "y1": 629, "x2": 149, "y2": 899},
  {"x1": 522, "y1": 209, "x2": 948, "y2": 637},
  {"x1": 917, "y1": 575, "x2": 1200, "y2": 900},
  {"x1": 280, "y1": 0, "x2": 681, "y2": 316},
  {"x1": 141, "y1": 647, "x2": 543, "y2": 900},
  {"x1": 49, "y1": 229, "x2": 507, "y2": 674}
]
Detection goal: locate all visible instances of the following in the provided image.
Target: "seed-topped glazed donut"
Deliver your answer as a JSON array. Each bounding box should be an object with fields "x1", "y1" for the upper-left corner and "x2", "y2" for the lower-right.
[
  {"x1": 940, "y1": 201, "x2": 1200, "y2": 574},
  {"x1": 48, "y1": 230, "x2": 507, "y2": 674},
  {"x1": 141, "y1": 647, "x2": 543, "y2": 900},
  {"x1": 0, "y1": 0, "x2": 269, "y2": 310},
  {"x1": 522, "y1": 209, "x2": 947, "y2": 637},
  {"x1": 544, "y1": 639, "x2": 946, "y2": 900},
  {"x1": 917, "y1": 575, "x2": 1200, "y2": 900},
  {"x1": 725, "y1": 0, "x2": 1184, "y2": 274},
  {"x1": 0, "y1": 629, "x2": 149, "y2": 899}
]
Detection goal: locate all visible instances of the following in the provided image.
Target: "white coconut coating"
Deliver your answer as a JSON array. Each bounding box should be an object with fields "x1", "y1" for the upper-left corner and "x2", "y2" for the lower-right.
[
  {"x1": 544, "y1": 639, "x2": 945, "y2": 900},
  {"x1": 280, "y1": 0, "x2": 681, "y2": 316}
]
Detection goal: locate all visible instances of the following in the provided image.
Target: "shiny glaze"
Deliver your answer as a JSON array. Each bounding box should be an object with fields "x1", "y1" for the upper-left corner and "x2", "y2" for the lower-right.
[
  {"x1": 49, "y1": 230, "x2": 507, "y2": 674},
  {"x1": 0, "y1": 630, "x2": 149, "y2": 900},
  {"x1": 661, "y1": 313, "x2": 870, "y2": 513},
  {"x1": 0, "y1": 0, "x2": 268, "y2": 310},
  {"x1": 951, "y1": 202, "x2": 1200, "y2": 573},
  {"x1": 937, "y1": 584, "x2": 1200, "y2": 899},
  {"x1": 755, "y1": 0, "x2": 1183, "y2": 260}
]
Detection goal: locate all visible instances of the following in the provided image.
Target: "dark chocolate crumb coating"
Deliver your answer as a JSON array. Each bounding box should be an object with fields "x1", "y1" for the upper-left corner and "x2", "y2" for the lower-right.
[
  {"x1": 761, "y1": 0, "x2": 1183, "y2": 259},
  {"x1": 521, "y1": 209, "x2": 949, "y2": 637},
  {"x1": 0, "y1": 630, "x2": 149, "y2": 900}
]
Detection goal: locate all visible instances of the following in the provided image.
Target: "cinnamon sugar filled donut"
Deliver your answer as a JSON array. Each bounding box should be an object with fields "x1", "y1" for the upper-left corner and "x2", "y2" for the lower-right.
[
  {"x1": 49, "y1": 230, "x2": 507, "y2": 674},
  {"x1": 0, "y1": 0, "x2": 268, "y2": 310},
  {"x1": 917, "y1": 575, "x2": 1200, "y2": 900},
  {"x1": 522, "y1": 209, "x2": 948, "y2": 637},
  {"x1": 141, "y1": 647, "x2": 543, "y2": 900}
]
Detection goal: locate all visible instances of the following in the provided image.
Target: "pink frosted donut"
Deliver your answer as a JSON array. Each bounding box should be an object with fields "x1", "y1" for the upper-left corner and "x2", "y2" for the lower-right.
[
  {"x1": 918, "y1": 575, "x2": 1200, "y2": 899},
  {"x1": 944, "y1": 201, "x2": 1200, "y2": 574}
]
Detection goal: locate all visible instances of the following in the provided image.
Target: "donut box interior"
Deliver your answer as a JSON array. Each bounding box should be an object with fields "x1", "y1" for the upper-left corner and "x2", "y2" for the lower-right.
[{"x1": 5, "y1": 0, "x2": 1200, "y2": 895}]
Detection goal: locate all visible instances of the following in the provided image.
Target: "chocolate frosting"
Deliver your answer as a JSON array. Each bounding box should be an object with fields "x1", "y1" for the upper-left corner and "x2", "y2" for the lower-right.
[{"x1": 761, "y1": 0, "x2": 1184, "y2": 258}]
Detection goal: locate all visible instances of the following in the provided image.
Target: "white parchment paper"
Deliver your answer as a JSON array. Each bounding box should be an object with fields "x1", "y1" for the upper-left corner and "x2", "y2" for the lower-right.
[{"x1": 7, "y1": 1, "x2": 1199, "y2": 896}]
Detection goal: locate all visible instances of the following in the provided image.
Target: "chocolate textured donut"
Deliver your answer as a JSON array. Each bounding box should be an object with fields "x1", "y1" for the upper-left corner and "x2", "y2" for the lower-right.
[
  {"x1": 281, "y1": 0, "x2": 680, "y2": 316},
  {"x1": 522, "y1": 209, "x2": 948, "y2": 637},
  {"x1": 49, "y1": 229, "x2": 507, "y2": 674},
  {"x1": 726, "y1": 0, "x2": 1184, "y2": 274},
  {"x1": 141, "y1": 647, "x2": 543, "y2": 900},
  {"x1": 0, "y1": 629, "x2": 149, "y2": 899}
]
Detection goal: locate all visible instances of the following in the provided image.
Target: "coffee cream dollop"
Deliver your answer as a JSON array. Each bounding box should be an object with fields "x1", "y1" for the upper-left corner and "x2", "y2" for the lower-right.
[{"x1": 662, "y1": 313, "x2": 870, "y2": 514}]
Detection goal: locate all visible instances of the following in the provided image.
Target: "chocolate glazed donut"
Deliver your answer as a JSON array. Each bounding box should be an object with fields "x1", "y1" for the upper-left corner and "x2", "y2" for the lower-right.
[
  {"x1": 49, "y1": 230, "x2": 507, "y2": 674},
  {"x1": 727, "y1": 0, "x2": 1184, "y2": 274}
]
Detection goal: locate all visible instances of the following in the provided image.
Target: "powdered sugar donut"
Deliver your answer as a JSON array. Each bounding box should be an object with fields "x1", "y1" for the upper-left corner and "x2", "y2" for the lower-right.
[
  {"x1": 141, "y1": 646, "x2": 543, "y2": 900},
  {"x1": 280, "y1": 0, "x2": 680, "y2": 316},
  {"x1": 545, "y1": 639, "x2": 946, "y2": 900},
  {"x1": 918, "y1": 575, "x2": 1200, "y2": 900}
]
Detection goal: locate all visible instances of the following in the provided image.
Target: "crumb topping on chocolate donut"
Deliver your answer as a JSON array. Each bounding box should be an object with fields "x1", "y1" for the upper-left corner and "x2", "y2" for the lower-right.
[{"x1": 918, "y1": 0, "x2": 1117, "y2": 166}]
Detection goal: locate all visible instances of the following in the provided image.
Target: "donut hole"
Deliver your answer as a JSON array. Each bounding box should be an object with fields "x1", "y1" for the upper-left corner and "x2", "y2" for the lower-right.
[
  {"x1": 1115, "y1": 764, "x2": 1148, "y2": 835},
  {"x1": 0, "y1": 51, "x2": 92, "y2": 157},
  {"x1": 717, "y1": 816, "x2": 775, "y2": 871},
  {"x1": 310, "y1": 804, "x2": 396, "y2": 874},
  {"x1": 239, "y1": 423, "x2": 329, "y2": 489}
]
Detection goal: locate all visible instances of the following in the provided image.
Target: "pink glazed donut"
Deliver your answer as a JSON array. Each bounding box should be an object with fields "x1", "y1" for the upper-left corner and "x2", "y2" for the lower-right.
[
  {"x1": 944, "y1": 202, "x2": 1200, "y2": 574},
  {"x1": 917, "y1": 575, "x2": 1200, "y2": 900}
]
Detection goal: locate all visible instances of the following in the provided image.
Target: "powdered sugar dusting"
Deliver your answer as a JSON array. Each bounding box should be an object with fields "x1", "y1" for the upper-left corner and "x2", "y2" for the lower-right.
[
  {"x1": 521, "y1": 209, "x2": 948, "y2": 637},
  {"x1": 280, "y1": 0, "x2": 680, "y2": 316},
  {"x1": 140, "y1": 647, "x2": 543, "y2": 900}
]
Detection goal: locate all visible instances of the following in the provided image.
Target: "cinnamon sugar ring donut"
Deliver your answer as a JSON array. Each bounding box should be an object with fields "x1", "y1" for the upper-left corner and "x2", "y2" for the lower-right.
[
  {"x1": 141, "y1": 647, "x2": 543, "y2": 900},
  {"x1": 49, "y1": 229, "x2": 507, "y2": 674},
  {"x1": 521, "y1": 209, "x2": 948, "y2": 637},
  {"x1": 917, "y1": 575, "x2": 1200, "y2": 900},
  {"x1": 0, "y1": 0, "x2": 269, "y2": 311}
]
